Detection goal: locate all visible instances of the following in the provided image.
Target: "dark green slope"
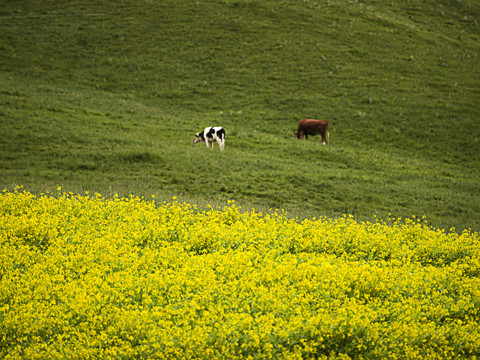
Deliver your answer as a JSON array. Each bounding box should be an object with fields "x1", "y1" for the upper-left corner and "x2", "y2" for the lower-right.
[{"x1": 1, "y1": 0, "x2": 479, "y2": 230}]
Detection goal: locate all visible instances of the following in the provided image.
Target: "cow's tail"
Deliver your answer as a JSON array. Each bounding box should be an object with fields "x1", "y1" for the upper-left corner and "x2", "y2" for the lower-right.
[{"x1": 327, "y1": 124, "x2": 330, "y2": 145}]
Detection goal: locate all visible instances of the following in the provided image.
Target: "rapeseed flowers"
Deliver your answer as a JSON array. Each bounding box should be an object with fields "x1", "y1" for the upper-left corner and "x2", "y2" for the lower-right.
[{"x1": 1, "y1": 189, "x2": 479, "y2": 359}]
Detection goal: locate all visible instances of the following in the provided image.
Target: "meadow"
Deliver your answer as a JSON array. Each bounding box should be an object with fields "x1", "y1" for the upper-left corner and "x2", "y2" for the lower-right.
[
  {"x1": 0, "y1": 0, "x2": 479, "y2": 231},
  {"x1": 1, "y1": 189, "x2": 479, "y2": 359},
  {"x1": 1, "y1": 0, "x2": 480, "y2": 358}
]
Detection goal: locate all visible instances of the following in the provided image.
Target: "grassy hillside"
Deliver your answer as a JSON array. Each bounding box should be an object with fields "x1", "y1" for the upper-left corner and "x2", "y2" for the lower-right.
[{"x1": 1, "y1": 0, "x2": 479, "y2": 231}]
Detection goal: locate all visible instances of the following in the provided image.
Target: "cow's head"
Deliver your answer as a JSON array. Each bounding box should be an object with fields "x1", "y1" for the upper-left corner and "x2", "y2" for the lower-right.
[{"x1": 193, "y1": 133, "x2": 204, "y2": 144}]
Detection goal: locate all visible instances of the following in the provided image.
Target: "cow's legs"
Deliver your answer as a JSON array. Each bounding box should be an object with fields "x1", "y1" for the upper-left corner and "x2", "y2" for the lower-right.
[{"x1": 218, "y1": 139, "x2": 225, "y2": 151}]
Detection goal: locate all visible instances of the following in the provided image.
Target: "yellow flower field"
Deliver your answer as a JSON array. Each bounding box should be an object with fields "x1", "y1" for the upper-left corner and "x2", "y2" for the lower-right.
[{"x1": 1, "y1": 188, "x2": 479, "y2": 359}]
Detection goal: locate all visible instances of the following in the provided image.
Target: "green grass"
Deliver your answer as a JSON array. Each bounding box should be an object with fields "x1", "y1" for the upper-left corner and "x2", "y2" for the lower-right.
[{"x1": 1, "y1": 0, "x2": 479, "y2": 231}]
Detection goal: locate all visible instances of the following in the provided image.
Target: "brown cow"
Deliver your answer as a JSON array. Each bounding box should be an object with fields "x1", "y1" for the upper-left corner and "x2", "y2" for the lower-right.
[{"x1": 294, "y1": 119, "x2": 330, "y2": 145}]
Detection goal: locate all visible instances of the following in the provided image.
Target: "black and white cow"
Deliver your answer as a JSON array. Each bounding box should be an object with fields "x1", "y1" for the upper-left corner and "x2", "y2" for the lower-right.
[{"x1": 193, "y1": 126, "x2": 225, "y2": 151}]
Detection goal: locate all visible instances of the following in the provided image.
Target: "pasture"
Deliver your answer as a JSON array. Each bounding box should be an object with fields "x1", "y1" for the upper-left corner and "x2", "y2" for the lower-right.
[{"x1": 1, "y1": 0, "x2": 479, "y2": 231}]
